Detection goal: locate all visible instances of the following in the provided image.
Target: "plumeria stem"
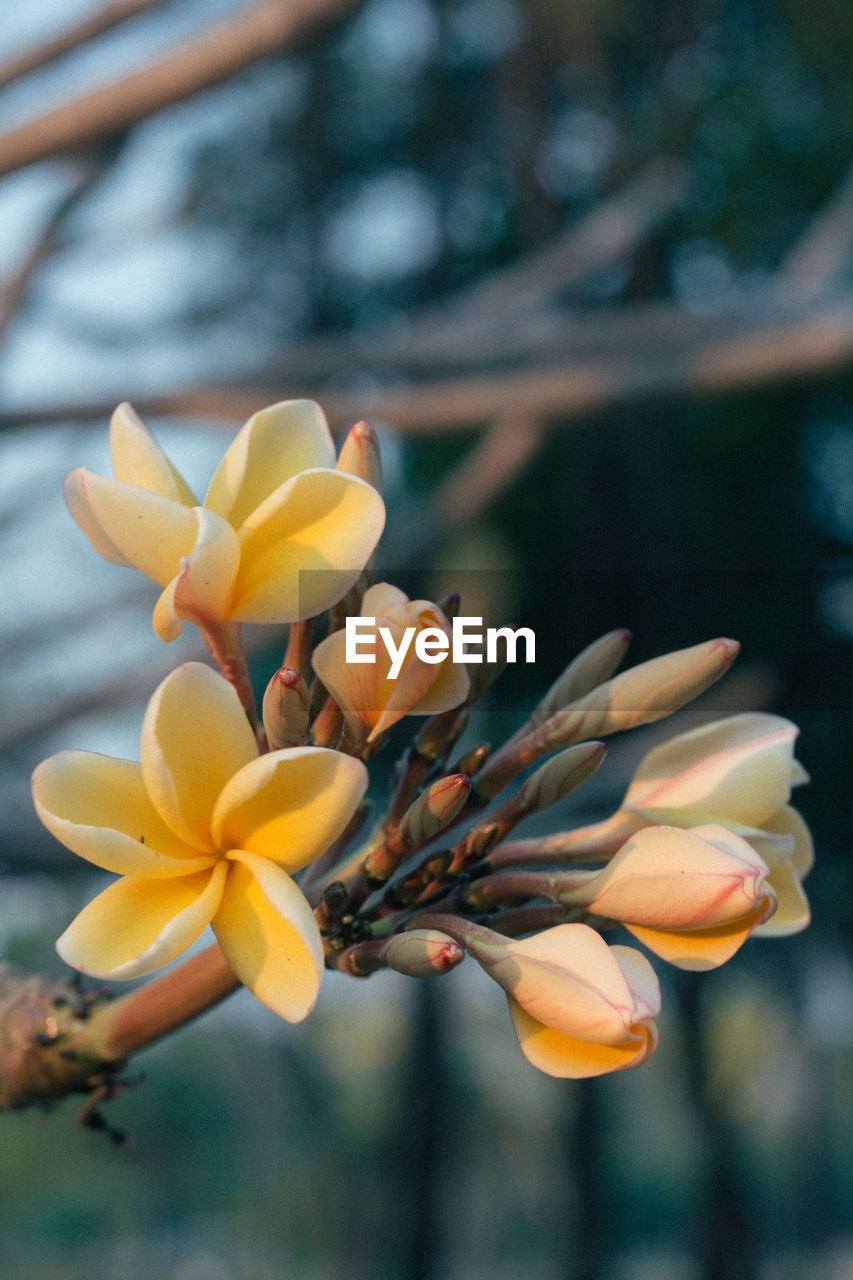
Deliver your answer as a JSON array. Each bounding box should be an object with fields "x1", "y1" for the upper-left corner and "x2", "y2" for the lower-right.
[
  {"x1": 0, "y1": 947, "x2": 240, "y2": 1111},
  {"x1": 198, "y1": 620, "x2": 258, "y2": 728},
  {"x1": 85, "y1": 944, "x2": 240, "y2": 1061}
]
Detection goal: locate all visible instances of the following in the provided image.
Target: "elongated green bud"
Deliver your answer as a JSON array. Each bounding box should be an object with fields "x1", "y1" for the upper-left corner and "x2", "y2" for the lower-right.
[
  {"x1": 517, "y1": 741, "x2": 607, "y2": 813},
  {"x1": 532, "y1": 638, "x2": 739, "y2": 754},
  {"x1": 262, "y1": 667, "x2": 310, "y2": 749},
  {"x1": 364, "y1": 774, "x2": 472, "y2": 882},
  {"x1": 528, "y1": 629, "x2": 632, "y2": 728}
]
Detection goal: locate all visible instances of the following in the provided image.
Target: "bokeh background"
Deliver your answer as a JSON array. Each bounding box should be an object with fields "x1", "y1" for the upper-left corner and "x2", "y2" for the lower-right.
[{"x1": 0, "y1": 1, "x2": 851, "y2": 1277}]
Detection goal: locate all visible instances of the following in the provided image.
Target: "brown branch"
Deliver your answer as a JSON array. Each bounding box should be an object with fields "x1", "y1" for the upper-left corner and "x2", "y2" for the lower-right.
[
  {"x1": 432, "y1": 411, "x2": 545, "y2": 527},
  {"x1": 0, "y1": 0, "x2": 166, "y2": 91},
  {"x1": 5, "y1": 295, "x2": 852, "y2": 434},
  {"x1": 0, "y1": 0, "x2": 364, "y2": 180}
]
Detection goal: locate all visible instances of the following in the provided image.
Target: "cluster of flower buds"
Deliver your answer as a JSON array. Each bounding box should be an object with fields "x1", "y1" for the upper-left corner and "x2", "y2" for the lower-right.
[{"x1": 31, "y1": 400, "x2": 813, "y2": 1081}]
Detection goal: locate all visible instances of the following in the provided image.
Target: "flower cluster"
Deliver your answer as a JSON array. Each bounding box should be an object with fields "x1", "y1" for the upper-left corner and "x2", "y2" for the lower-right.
[{"x1": 32, "y1": 400, "x2": 814, "y2": 1078}]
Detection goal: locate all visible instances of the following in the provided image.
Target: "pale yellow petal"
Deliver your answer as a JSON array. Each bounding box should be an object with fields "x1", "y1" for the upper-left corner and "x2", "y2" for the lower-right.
[
  {"x1": 362, "y1": 582, "x2": 409, "y2": 614},
  {"x1": 508, "y1": 998, "x2": 656, "y2": 1077},
  {"x1": 407, "y1": 653, "x2": 470, "y2": 717},
  {"x1": 624, "y1": 713, "x2": 798, "y2": 828},
  {"x1": 755, "y1": 859, "x2": 811, "y2": 936},
  {"x1": 141, "y1": 663, "x2": 259, "y2": 852},
  {"x1": 231, "y1": 470, "x2": 385, "y2": 624},
  {"x1": 32, "y1": 751, "x2": 216, "y2": 876},
  {"x1": 211, "y1": 746, "x2": 368, "y2": 873},
  {"x1": 63, "y1": 468, "x2": 197, "y2": 586},
  {"x1": 109, "y1": 402, "x2": 198, "y2": 504},
  {"x1": 204, "y1": 400, "x2": 336, "y2": 528},
  {"x1": 152, "y1": 508, "x2": 240, "y2": 641},
  {"x1": 213, "y1": 852, "x2": 323, "y2": 1022},
  {"x1": 56, "y1": 862, "x2": 227, "y2": 980},
  {"x1": 766, "y1": 804, "x2": 814, "y2": 878}
]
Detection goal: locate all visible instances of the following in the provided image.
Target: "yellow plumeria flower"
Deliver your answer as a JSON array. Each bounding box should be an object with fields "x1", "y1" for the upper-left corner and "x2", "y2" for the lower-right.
[
  {"x1": 31, "y1": 663, "x2": 368, "y2": 1022},
  {"x1": 621, "y1": 712, "x2": 813, "y2": 936},
  {"x1": 64, "y1": 400, "x2": 386, "y2": 642}
]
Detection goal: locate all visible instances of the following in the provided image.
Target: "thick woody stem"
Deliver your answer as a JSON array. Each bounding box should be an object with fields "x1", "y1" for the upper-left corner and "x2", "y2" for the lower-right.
[{"x1": 0, "y1": 946, "x2": 240, "y2": 1111}]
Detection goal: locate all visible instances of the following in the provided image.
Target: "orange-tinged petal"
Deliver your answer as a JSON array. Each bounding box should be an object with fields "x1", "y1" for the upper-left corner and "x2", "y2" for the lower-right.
[
  {"x1": 625, "y1": 893, "x2": 776, "y2": 970},
  {"x1": 232, "y1": 469, "x2": 385, "y2": 624},
  {"x1": 213, "y1": 852, "x2": 323, "y2": 1022},
  {"x1": 141, "y1": 663, "x2": 259, "y2": 852},
  {"x1": 623, "y1": 713, "x2": 798, "y2": 828},
  {"x1": 211, "y1": 746, "x2": 368, "y2": 873},
  {"x1": 31, "y1": 752, "x2": 216, "y2": 876},
  {"x1": 109, "y1": 402, "x2": 198, "y2": 504},
  {"x1": 56, "y1": 862, "x2": 227, "y2": 980},
  {"x1": 63, "y1": 468, "x2": 197, "y2": 586},
  {"x1": 204, "y1": 400, "x2": 336, "y2": 529},
  {"x1": 508, "y1": 998, "x2": 656, "y2": 1078},
  {"x1": 152, "y1": 508, "x2": 240, "y2": 641},
  {"x1": 404, "y1": 650, "x2": 470, "y2": 717},
  {"x1": 361, "y1": 582, "x2": 409, "y2": 614}
]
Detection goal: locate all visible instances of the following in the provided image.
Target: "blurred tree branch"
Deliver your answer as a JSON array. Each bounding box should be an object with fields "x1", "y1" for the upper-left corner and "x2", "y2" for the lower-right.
[
  {"x1": 0, "y1": 0, "x2": 167, "y2": 90},
  {"x1": 0, "y1": 0, "x2": 364, "y2": 178}
]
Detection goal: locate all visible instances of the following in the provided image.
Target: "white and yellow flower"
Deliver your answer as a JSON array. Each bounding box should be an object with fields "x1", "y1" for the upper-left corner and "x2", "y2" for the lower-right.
[
  {"x1": 621, "y1": 713, "x2": 813, "y2": 935},
  {"x1": 32, "y1": 662, "x2": 368, "y2": 1022},
  {"x1": 64, "y1": 400, "x2": 385, "y2": 641},
  {"x1": 464, "y1": 922, "x2": 660, "y2": 1078}
]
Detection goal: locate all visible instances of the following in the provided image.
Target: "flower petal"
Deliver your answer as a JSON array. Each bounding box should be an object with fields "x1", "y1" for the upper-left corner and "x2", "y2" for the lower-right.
[
  {"x1": 755, "y1": 859, "x2": 811, "y2": 936},
  {"x1": 624, "y1": 712, "x2": 799, "y2": 828},
  {"x1": 56, "y1": 862, "x2": 227, "y2": 980},
  {"x1": 508, "y1": 998, "x2": 657, "y2": 1078},
  {"x1": 486, "y1": 924, "x2": 642, "y2": 1044},
  {"x1": 64, "y1": 468, "x2": 197, "y2": 586},
  {"x1": 231, "y1": 470, "x2": 385, "y2": 624},
  {"x1": 766, "y1": 804, "x2": 814, "y2": 878},
  {"x1": 142, "y1": 663, "x2": 259, "y2": 851},
  {"x1": 583, "y1": 824, "x2": 771, "y2": 929},
  {"x1": 32, "y1": 751, "x2": 216, "y2": 876},
  {"x1": 211, "y1": 746, "x2": 368, "y2": 872},
  {"x1": 625, "y1": 894, "x2": 776, "y2": 971},
  {"x1": 109, "y1": 402, "x2": 197, "y2": 504},
  {"x1": 212, "y1": 851, "x2": 323, "y2": 1022},
  {"x1": 204, "y1": 400, "x2": 336, "y2": 529},
  {"x1": 152, "y1": 508, "x2": 241, "y2": 642}
]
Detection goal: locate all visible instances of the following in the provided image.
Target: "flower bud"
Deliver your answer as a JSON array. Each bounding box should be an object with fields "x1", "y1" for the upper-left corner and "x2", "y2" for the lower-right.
[
  {"x1": 312, "y1": 583, "x2": 470, "y2": 741},
  {"x1": 465, "y1": 922, "x2": 660, "y2": 1078},
  {"x1": 383, "y1": 929, "x2": 464, "y2": 978},
  {"x1": 336, "y1": 420, "x2": 383, "y2": 493},
  {"x1": 517, "y1": 741, "x2": 606, "y2": 813},
  {"x1": 619, "y1": 713, "x2": 813, "y2": 938},
  {"x1": 262, "y1": 666, "x2": 310, "y2": 749},
  {"x1": 555, "y1": 823, "x2": 777, "y2": 969},
  {"x1": 529, "y1": 629, "x2": 632, "y2": 728},
  {"x1": 394, "y1": 773, "x2": 471, "y2": 851},
  {"x1": 534, "y1": 638, "x2": 739, "y2": 752}
]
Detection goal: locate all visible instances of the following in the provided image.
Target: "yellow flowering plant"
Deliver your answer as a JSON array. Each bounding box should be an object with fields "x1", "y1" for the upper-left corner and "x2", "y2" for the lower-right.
[{"x1": 4, "y1": 399, "x2": 815, "y2": 1123}]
